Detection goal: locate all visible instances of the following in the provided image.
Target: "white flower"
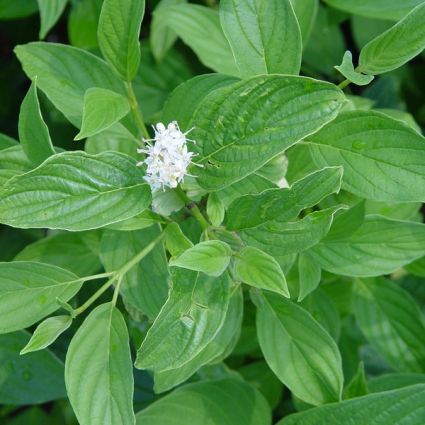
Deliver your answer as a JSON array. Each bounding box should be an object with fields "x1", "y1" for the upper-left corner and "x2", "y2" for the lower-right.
[{"x1": 137, "y1": 121, "x2": 198, "y2": 191}]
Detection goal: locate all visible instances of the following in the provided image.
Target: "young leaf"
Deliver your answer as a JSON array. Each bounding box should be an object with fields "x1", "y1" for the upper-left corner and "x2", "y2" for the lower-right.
[
  {"x1": 153, "y1": 4, "x2": 239, "y2": 76},
  {"x1": 335, "y1": 51, "x2": 374, "y2": 86},
  {"x1": 234, "y1": 246, "x2": 289, "y2": 297},
  {"x1": 359, "y1": 2, "x2": 425, "y2": 75},
  {"x1": 153, "y1": 286, "x2": 243, "y2": 393},
  {"x1": 252, "y1": 290, "x2": 343, "y2": 405},
  {"x1": 135, "y1": 378, "x2": 271, "y2": 425},
  {"x1": 75, "y1": 88, "x2": 130, "y2": 140},
  {"x1": 100, "y1": 226, "x2": 169, "y2": 320},
  {"x1": 322, "y1": 0, "x2": 422, "y2": 21},
  {"x1": 0, "y1": 151, "x2": 151, "y2": 231},
  {"x1": 0, "y1": 262, "x2": 80, "y2": 334},
  {"x1": 98, "y1": 0, "x2": 145, "y2": 81},
  {"x1": 65, "y1": 302, "x2": 135, "y2": 425},
  {"x1": 190, "y1": 75, "x2": 345, "y2": 191},
  {"x1": 37, "y1": 0, "x2": 68, "y2": 39},
  {"x1": 165, "y1": 222, "x2": 193, "y2": 257},
  {"x1": 15, "y1": 231, "x2": 102, "y2": 277},
  {"x1": 279, "y1": 384, "x2": 425, "y2": 425},
  {"x1": 206, "y1": 192, "x2": 225, "y2": 227},
  {"x1": 20, "y1": 315, "x2": 72, "y2": 354},
  {"x1": 135, "y1": 269, "x2": 232, "y2": 372},
  {"x1": 226, "y1": 166, "x2": 343, "y2": 230},
  {"x1": 306, "y1": 111, "x2": 425, "y2": 202},
  {"x1": 310, "y1": 216, "x2": 425, "y2": 276},
  {"x1": 15, "y1": 42, "x2": 126, "y2": 126},
  {"x1": 220, "y1": 0, "x2": 302, "y2": 76},
  {"x1": 18, "y1": 81, "x2": 55, "y2": 166},
  {"x1": 0, "y1": 330, "x2": 66, "y2": 405},
  {"x1": 169, "y1": 240, "x2": 233, "y2": 277},
  {"x1": 353, "y1": 278, "x2": 425, "y2": 373}
]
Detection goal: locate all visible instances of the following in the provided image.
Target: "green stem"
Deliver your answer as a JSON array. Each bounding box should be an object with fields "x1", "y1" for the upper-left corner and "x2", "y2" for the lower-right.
[
  {"x1": 127, "y1": 82, "x2": 150, "y2": 139},
  {"x1": 112, "y1": 275, "x2": 124, "y2": 306},
  {"x1": 175, "y1": 186, "x2": 210, "y2": 231},
  {"x1": 338, "y1": 79, "x2": 351, "y2": 89},
  {"x1": 74, "y1": 232, "x2": 166, "y2": 315}
]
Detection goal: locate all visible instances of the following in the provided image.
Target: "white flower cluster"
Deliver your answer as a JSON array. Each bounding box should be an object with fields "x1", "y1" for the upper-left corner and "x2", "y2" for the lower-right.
[{"x1": 137, "y1": 121, "x2": 197, "y2": 191}]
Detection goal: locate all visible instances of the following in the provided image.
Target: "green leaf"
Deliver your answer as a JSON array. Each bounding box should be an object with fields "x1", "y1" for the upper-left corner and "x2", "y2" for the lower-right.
[
  {"x1": 290, "y1": 0, "x2": 318, "y2": 47},
  {"x1": 335, "y1": 51, "x2": 374, "y2": 86},
  {"x1": 343, "y1": 362, "x2": 368, "y2": 399},
  {"x1": 153, "y1": 4, "x2": 239, "y2": 76},
  {"x1": 207, "y1": 192, "x2": 225, "y2": 227},
  {"x1": 220, "y1": 0, "x2": 302, "y2": 76},
  {"x1": 310, "y1": 216, "x2": 425, "y2": 276},
  {"x1": 240, "y1": 207, "x2": 343, "y2": 267},
  {"x1": 75, "y1": 88, "x2": 130, "y2": 140},
  {"x1": 162, "y1": 73, "x2": 239, "y2": 130},
  {"x1": 0, "y1": 151, "x2": 151, "y2": 231},
  {"x1": 297, "y1": 252, "x2": 321, "y2": 301},
  {"x1": 150, "y1": 0, "x2": 187, "y2": 61},
  {"x1": 353, "y1": 278, "x2": 425, "y2": 373},
  {"x1": 226, "y1": 166, "x2": 343, "y2": 230},
  {"x1": 15, "y1": 42, "x2": 126, "y2": 127},
  {"x1": 100, "y1": 226, "x2": 169, "y2": 320},
  {"x1": 307, "y1": 111, "x2": 425, "y2": 202},
  {"x1": 65, "y1": 302, "x2": 135, "y2": 425},
  {"x1": 359, "y1": 3, "x2": 425, "y2": 75},
  {"x1": 406, "y1": 256, "x2": 425, "y2": 278},
  {"x1": 20, "y1": 315, "x2": 72, "y2": 354},
  {"x1": 0, "y1": 0, "x2": 37, "y2": 19},
  {"x1": 252, "y1": 290, "x2": 343, "y2": 405},
  {"x1": 323, "y1": 0, "x2": 423, "y2": 21},
  {"x1": 18, "y1": 81, "x2": 55, "y2": 166},
  {"x1": 0, "y1": 330, "x2": 66, "y2": 405},
  {"x1": 170, "y1": 240, "x2": 233, "y2": 277},
  {"x1": 98, "y1": 0, "x2": 145, "y2": 81},
  {"x1": 368, "y1": 373, "x2": 425, "y2": 393},
  {"x1": 136, "y1": 378, "x2": 271, "y2": 425},
  {"x1": 0, "y1": 146, "x2": 33, "y2": 186},
  {"x1": 37, "y1": 0, "x2": 68, "y2": 39},
  {"x1": 190, "y1": 75, "x2": 345, "y2": 191},
  {"x1": 153, "y1": 286, "x2": 243, "y2": 393},
  {"x1": 279, "y1": 384, "x2": 425, "y2": 425},
  {"x1": 0, "y1": 133, "x2": 18, "y2": 150},
  {"x1": 234, "y1": 246, "x2": 289, "y2": 297},
  {"x1": 135, "y1": 269, "x2": 233, "y2": 372},
  {"x1": 15, "y1": 231, "x2": 102, "y2": 277},
  {"x1": 165, "y1": 222, "x2": 193, "y2": 257},
  {"x1": 0, "y1": 262, "x2": 80, "y2": 334}
]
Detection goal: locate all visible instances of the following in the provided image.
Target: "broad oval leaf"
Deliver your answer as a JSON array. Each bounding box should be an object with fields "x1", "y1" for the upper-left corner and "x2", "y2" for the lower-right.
[
  {"x1": 98, "y1": 0, "x2": 145, "y2": 81},
  {"x1": 65, "y1": 302, "x2": 135, "y2": 425},
  {"x1": 100, "y1": 226, "x2": 169, "y2": 320},
  {"x1": 14, "y1": 42, "x2": 126, "y2": 126},
  {"x1": 353, "y1": 278, "x2": 425, "y2": 373},
  {"x1": 0, "y1": 145, "x2": 33, "y2": 186},
  {"x1": 154, "y1": 4, "x2": 239, "y2": 76},
  {"x1": 0, "y1": 151, "x2": 151, "y2": 231},
  {"x1": 359, "y1": 3, "x2": 425, "y2": 75},
  {"x1": 0, "y1": 330, "x2": 66, "y2": 405},
  {"x1": 75, "y1": 88, "x2": 130, "y2": 140},
  {"x1": 37, "y1": 0, "x2": 68, "y2": 39},
  {"x1": 0, "y1": 262, "x2": 80, "y2": 334},
  {"x1": 136, "y1": 378, "x2": 271, "y2": 425},
  {"x1": 226, "y1": 166, "x2": 343, "y2": 230},
  {"x1": 169, "y1": 240, "x2": 233, "y2": 277},
  {"x1": 190, "y1": 75, "x2": 345, "y2": 191},
  {"x1": 135, "y1": 269, "x2": 233, "y2": 372},
  {"x1": 220, "y1": 0, "x2": 302, "y2": 76},
  {"x1": 307, "y1": 111, "x2": 425, "y2": 202},
  {"x1": 322, "y1": 0, "x2": 423, "y2": 21},
  {"x1": 20, "y1": 315, "x2": 72, "y2": 354},
  {"x1": 252, "y1": 290, "x2": 343, "y2": 405},
  {"x1": 18, "y1": 81, "x2": 55, "y2": 166},
  {"x1": 234, "y1": 246, "x2": 289, "y2": 297},
  {"x1": 310, "y1": 216, "x2": 425, "y2": 276},
  {"x1": 279, "y1": 384, "x2": 425, "y2": 425}
]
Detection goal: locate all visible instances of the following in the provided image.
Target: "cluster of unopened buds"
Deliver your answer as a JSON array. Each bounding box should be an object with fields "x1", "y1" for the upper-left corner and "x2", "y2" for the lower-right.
[{"x1": 137, "y1": 121, "x2": 199, "y2": 192}]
